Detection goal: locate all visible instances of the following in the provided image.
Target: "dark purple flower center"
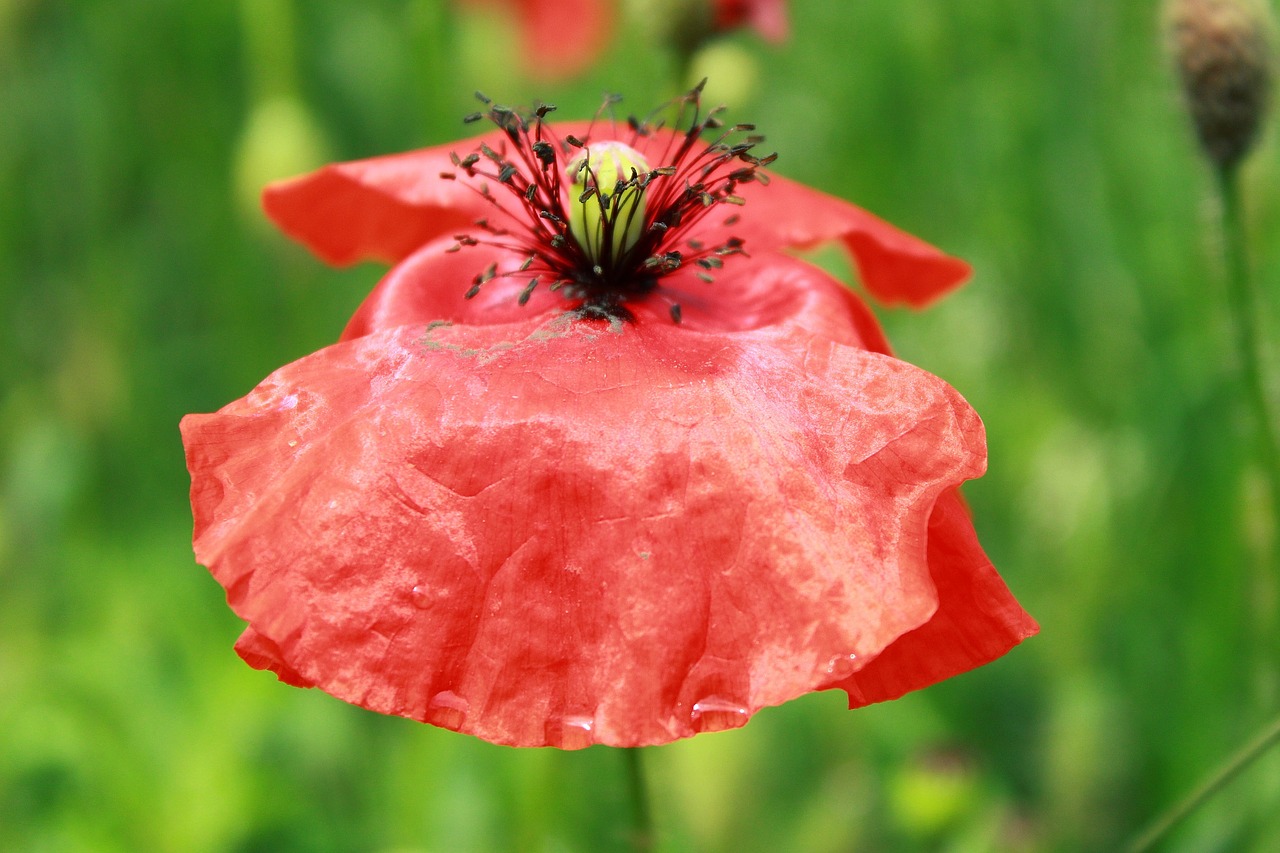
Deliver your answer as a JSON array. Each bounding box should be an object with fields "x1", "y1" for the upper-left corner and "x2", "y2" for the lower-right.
[{"x1": 440, "y1": 81, "x2": 776, "y2": 323}]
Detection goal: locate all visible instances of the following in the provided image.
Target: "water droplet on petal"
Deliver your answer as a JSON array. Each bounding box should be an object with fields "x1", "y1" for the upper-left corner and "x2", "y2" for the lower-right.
[
  {"x1": 825, "y1": 652, "x2": 859, "y2": 680},
  {"x1": 426, "y1": 690, "x2": 469, "y2": 729},
  {"x1": 410, "y1": 585, "x2": 433, "y2": 609},
  {"x1": 545, "y1": 714, "x2": 595, "y2": 750},
  {"x1": 690, "y1": 696, "x2": 749, "y2": 733}
]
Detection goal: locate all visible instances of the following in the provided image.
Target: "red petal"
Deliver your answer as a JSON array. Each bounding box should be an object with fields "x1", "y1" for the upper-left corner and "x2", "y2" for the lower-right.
[
  {"x1": 709, "y1": 174, "x2": 972, "y2": 307},
  {"x1": 832, "y1": 490, "x2": 1039, "y2": 705},
  {"x1": 182, "y1": 296, "x2": 1008, "y2": 747},
  {"x1": 262, "y1": 124, "x2": 968, "y2": 307},
  {"x1": 340, "y1": 238, "x2": 895, "y2": 357},
  {"x1": 262, "y1": 148, "x2": 484, "y2": 267},
  {"x1": 234, "y1": 626, "x2": 312, "y2": 688}
]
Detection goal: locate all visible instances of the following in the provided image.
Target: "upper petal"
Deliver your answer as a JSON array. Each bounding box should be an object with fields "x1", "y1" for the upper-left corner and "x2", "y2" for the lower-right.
[
  {"x1": 263, "y1": 124, "x2": 969, "y2": 307},
  {"x1": 182, "y1": 315, "x2": 990, "y2": 747},
  {"x1": 339, "y1": 237, "x2": 894, "y2": 356},
  {"x1": 707, "y1": 174, "x2": 972, "y2": 307}
]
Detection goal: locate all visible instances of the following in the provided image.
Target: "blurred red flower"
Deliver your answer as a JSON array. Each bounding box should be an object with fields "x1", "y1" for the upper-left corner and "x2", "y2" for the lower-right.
[
  {"x1": 716, "y1": 0, "x2": 788, "y2": 42},
  {"x1": 182, "y1": 92, "x2": 1036, "y2": 748},
  {"x1": 458, "y1": 0, "x2": 614, "y2": 80}
]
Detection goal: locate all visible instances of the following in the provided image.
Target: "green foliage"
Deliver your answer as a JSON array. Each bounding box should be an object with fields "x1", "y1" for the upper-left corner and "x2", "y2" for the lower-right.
[{"x1": 3, "y1": 1, "x2": 1279, "y2": 850}]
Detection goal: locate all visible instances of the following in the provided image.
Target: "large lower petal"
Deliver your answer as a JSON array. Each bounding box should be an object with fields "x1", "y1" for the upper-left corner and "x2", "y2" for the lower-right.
[
  {"x1": 182, "y1": 315, "x2": 998, "y2": 746},
  {"x1": 833, "y1": 489, "x2": 1038, "y2": 705}
]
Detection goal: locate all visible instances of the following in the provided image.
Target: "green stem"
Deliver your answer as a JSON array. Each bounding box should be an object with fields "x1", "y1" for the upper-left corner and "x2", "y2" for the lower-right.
[
  {"x1": 624, "y1": 747, "x2": 655, "y2": 853},
  {"x1": 1126, "y1": 712, "x2": 1280, "y2": 852},
  {"x1": 1216, "y1": 163, "x2": 1280, "y2": 525}
]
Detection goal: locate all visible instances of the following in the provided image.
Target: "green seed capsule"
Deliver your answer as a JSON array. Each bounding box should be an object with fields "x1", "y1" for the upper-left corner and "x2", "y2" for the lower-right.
[{"x1": 567, "y1": 141, "x2": 651, "y2": 264}]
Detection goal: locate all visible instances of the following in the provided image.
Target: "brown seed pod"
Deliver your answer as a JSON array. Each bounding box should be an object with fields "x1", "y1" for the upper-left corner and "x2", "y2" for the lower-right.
[{"x1": 1167, "y1": 0, "x2": 1275, "y2": 169}]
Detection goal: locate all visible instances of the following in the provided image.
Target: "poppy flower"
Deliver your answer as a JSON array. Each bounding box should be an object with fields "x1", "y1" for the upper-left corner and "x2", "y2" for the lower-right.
[
  {"x1": 457, "y1": 0, "x2": 614, "y2": 80},
  {"x1": 715, "y1": 0, "x2": 788, "y2": 42},
  {"x1": 182, "y1": 89, "x2": 1036, "y2": 748}
]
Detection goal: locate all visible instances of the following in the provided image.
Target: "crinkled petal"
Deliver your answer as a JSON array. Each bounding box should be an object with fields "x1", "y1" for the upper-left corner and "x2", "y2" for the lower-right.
[
  {"x1": 833, "y1": 490, "x2": 1038, "y2": 705},
  {"x1": 262, "y1": 124, "x2": 968, "y2": 306},
  {"x1": 182, "y1": 313, "x2": 994, "y2": 747}
]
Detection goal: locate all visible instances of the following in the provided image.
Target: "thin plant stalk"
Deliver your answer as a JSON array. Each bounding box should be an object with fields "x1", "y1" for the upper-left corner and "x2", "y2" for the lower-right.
[
  {"x1": 624, "y1": 748, "x2": 655, "y2": 853},
  {"x1": 1126, "y1": 712, "x2": 1280, "y2": 852},
  {"x1": 1216, "y1": 162, "x2": 1280, "y2": 522}
]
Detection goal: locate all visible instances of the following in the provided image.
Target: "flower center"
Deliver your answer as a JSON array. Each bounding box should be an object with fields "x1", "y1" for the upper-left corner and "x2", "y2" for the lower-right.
[
  {"x1": 567, "y1": 141, "x2": 651, "y2": 266},
  {"x1": 443, "y1": 83, "x2": 774, "y2": 323}
]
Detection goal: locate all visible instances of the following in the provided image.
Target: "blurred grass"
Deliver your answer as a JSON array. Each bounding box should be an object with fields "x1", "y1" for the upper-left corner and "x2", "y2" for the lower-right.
[{"x1": 3, "y1": 0, "x2": 1280, "y2": 850}]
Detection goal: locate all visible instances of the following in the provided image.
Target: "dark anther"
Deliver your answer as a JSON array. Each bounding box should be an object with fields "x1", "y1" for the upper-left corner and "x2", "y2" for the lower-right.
[
  {"x1": 465, "y1": 283, "x2": 481, "y2": 299},
  {"x1": 669, "y1": 303, "x2": 683, "y2": 323},
  {"x1": 524, "y1": 184, "x2": 537, "y2": 201},
  {"x1": 518, "y1": 277, "x2": 540, "y2": 305},
  {"x1": 463, "y1": 112, "x2": 484, "y2": 124},
  {"x1": 474, "y1": 91, "x2": 492, "y2": 104},
  {"x1": 532, "y1": 140, "x2": 556, "y2": 168},
  {"x1": 498, "y1": 164, "x2": 517, "y2": 183},
  {"x1": 440, "y1": 172, "x2": 457, "y2": 180},
  {"x1": 565, "y1": 135, "x2": 584, "y2": 148}
]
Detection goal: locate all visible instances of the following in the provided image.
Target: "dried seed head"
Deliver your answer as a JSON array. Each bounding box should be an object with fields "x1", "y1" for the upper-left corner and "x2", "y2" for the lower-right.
[{"x1": 1167, "y1": 0, "x2": 1275, "y2": 169}]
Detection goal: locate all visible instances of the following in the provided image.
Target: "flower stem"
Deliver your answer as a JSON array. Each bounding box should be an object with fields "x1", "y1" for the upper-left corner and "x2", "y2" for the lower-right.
[
  {"x1": 1216, "y1": 163, "x2": 1280, "y2": 525},
  {"x1": 624, "y1": 747, "x2": 655, "y2": 853},
  {"x1": 1126, "y1": 712, "x2": 1280, "y2": 852}
]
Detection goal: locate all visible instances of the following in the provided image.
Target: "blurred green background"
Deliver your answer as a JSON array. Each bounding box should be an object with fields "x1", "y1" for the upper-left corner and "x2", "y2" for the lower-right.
[{"x1": 3, "y1": 0, "x2": 1280, "y2": 850}]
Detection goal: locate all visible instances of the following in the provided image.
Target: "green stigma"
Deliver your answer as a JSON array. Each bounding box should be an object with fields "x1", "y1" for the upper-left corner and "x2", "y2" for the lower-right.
[{"x1": 568, "y1": 141, "x2": 651, "y2": 265}]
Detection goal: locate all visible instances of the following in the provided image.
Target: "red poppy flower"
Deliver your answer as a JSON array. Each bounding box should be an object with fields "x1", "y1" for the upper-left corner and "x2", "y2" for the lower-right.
[
  {"x1": 715, "y1": 0, "x2": 788, "y2": 42},
  {"x1": 182, "y1": 90, "x2": 1036, "y2": 748},
  {"x1": 457, "y1": 0, "x2": 614, "y2": 80}
]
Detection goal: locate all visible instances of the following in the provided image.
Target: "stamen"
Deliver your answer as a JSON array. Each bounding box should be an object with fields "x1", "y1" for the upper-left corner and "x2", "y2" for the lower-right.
[{"x1": 445, "y1": 84, "x2": 774, "y2": 322}]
